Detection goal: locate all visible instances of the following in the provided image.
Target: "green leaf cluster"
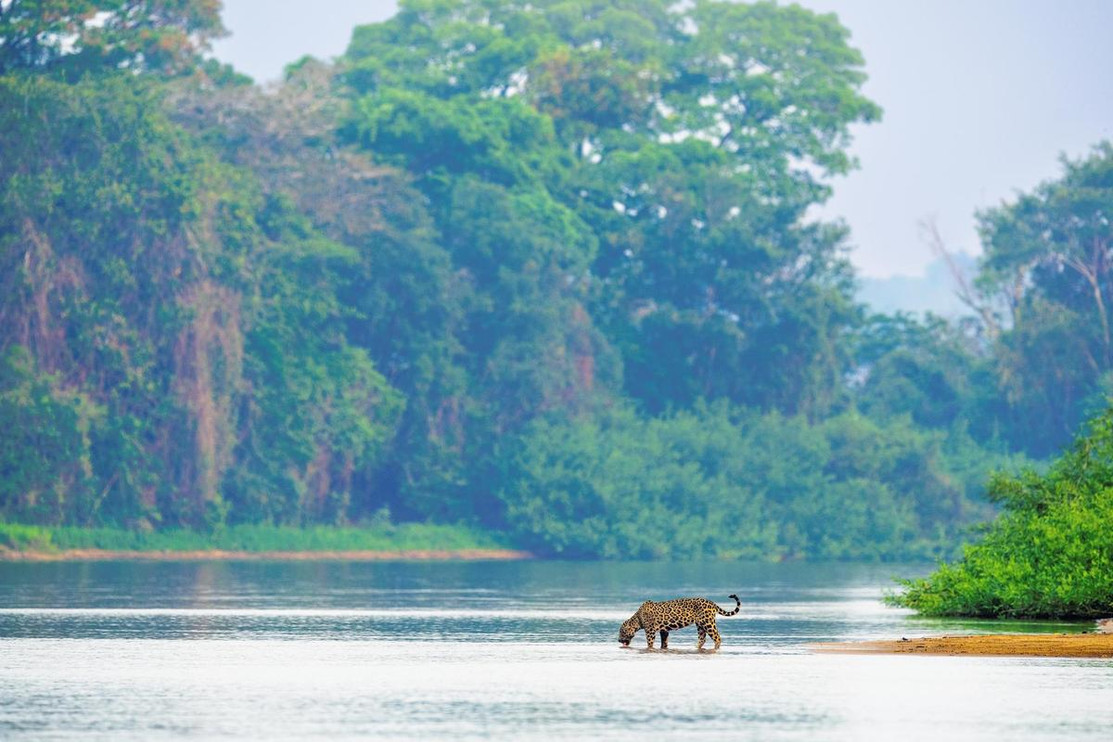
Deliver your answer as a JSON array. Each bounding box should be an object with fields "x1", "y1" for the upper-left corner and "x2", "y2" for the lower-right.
[{"x1": 0, "y1": 0, "x2": 225, "y2": 77}]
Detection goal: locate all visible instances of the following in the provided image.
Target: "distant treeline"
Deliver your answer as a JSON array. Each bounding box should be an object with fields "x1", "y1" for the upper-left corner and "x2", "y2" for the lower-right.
[{"x1": 2, "y1": 1, "x2": 1111, "y2": 559}]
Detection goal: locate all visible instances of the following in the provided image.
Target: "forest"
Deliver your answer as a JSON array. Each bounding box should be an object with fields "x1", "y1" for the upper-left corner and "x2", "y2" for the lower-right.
[{"x1": 2, "y1": 0, "x2": 1112, "y2": 562}]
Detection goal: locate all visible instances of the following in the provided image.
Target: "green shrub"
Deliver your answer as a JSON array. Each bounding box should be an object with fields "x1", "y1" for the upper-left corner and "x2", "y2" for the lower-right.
[
  {"x1": 889, "y1": 409, "x2": 1113, "y2": 618},
  {"x1": 498, "y1": 403, "x2": 1015, "y2": 561}
]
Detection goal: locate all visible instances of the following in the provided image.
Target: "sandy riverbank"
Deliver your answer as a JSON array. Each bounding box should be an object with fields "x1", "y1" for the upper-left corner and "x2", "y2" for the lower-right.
[
  {"x1": 813, "y1": 633, "x2": 1113, "y2": 658},
  {"x1": 0, "y1": 548, "x2": 534, "y2": 562}
]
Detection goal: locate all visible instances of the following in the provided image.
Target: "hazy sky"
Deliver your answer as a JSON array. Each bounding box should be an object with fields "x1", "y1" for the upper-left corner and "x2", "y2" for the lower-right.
[{"x1": 211, "y1": 0, "x2": 1113, "y2": 279}]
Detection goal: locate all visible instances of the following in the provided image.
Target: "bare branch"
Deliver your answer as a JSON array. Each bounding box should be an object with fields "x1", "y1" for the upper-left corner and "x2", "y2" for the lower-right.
[{"x1": 918, "y1": 216, "x2": 999, "y2": 338}]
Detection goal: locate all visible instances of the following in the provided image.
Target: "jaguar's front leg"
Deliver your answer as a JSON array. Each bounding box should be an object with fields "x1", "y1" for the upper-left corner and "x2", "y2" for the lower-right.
[
  {"x1": 646, "y1": 629, "x2": 656, "y2": 649},
  {"x1": 659, "y1": 629, "x2": 670, "y2": 649}
]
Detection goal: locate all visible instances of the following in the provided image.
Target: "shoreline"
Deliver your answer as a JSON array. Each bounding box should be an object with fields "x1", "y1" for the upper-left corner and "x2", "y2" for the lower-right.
[
  {"x1": 812, "y1": 633, "x2": 1113, "y2": 658},
  {"x1": 0, "y1": 547, "x2": 534, "y2": 563}
]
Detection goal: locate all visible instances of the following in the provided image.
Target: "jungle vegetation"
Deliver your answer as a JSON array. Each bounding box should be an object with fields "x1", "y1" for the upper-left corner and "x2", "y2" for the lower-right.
[{"x1": 2, "y1": 1, "x2": 1111, "y2": 563}]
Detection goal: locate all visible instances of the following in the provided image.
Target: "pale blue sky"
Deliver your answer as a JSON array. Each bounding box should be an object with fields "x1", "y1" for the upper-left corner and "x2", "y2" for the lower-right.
[{"x1": 211, "y1": 0, "x2": 1113, "y2": 279}]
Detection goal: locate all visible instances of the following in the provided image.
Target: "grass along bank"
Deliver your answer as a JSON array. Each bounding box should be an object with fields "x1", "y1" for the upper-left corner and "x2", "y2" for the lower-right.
[{"x1": 0, "y1": 522, "x2": 528, "y2": 560}]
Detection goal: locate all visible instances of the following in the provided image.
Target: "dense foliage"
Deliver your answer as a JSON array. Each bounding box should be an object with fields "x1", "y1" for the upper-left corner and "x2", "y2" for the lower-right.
[
  {"x1": 0, "y1": 73, "x2": 402, "y2": 528},
  {"x1": 891, "y1": 409, "x2": 1113, "y2": 618},
  {"x1": 0, "y1": 0, "x2": 1108, "y2": 561},
  {"x1": 500, "y1": 404, "x2": 1005, "y2": 560}
]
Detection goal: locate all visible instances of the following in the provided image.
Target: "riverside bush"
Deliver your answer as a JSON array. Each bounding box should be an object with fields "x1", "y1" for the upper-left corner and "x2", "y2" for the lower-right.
[{"x1": 890, "y1": 409, "x2": 1113, "y2": 618}]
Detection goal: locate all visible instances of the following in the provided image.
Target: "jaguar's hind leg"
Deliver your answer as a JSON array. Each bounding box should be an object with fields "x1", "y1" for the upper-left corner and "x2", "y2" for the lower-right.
[
  {"x1": 697, "y1": 625, "x2": 707, "y2": 650},
  {"x1": 659, "y1": 629, "x2": 669, "y2": 649},
  {"x1": 708, "y1": 620, "x2": 722, "y2": 649}
]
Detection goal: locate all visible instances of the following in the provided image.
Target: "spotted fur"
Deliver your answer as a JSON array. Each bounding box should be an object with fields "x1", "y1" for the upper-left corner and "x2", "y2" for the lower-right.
[{"x1": 618, "y1": 594, "x2": 740, "y2": 650}]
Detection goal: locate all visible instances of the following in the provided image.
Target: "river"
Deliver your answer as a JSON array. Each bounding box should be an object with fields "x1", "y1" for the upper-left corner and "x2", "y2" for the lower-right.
[{"x1": 1, "y1": 560, "x2": 1110, "y2": 740}]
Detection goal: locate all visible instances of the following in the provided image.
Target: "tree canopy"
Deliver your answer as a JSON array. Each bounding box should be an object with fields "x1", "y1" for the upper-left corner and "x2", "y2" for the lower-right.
[
  {"x1": 972, "y1": 143, "x2": 1113, "y2": 456},
  {"x1": 341, "y1": 0, "x2": 880, "y2": 419},
  {"x1": 0, "y1": 0, "x2": 225, "y2": 76}
]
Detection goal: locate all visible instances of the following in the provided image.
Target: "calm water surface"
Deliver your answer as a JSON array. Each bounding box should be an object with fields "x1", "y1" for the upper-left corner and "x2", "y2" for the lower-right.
[{"x1": 0, "y1": 561, "x2": 1109, "y2": 740}]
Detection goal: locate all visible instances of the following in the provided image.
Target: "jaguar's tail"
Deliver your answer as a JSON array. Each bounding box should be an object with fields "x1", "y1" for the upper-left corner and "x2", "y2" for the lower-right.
[{"x1": 716, "y1": 594, "x2": 741, "y2": 616}]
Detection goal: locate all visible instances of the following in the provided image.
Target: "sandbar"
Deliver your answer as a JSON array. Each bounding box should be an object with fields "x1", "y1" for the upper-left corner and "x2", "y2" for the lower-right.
[{"x1": 813, "y1": 633, "x2": 1113, "y2": 658}]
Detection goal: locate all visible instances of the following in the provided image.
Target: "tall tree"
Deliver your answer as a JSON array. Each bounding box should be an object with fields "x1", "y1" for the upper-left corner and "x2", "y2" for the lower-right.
[
  {"x1": 342, "y1": 0, "x2": 879, "y2": 419},
  {"x1": 975, "y1": 142, "x2": 1113, "y2": 455},
  {"x1": 343, "y1": 4, "x2": 630, "y2": 521}
]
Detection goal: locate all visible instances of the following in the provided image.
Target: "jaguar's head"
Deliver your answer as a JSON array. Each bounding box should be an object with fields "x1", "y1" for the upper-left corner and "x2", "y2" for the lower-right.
[{"x1": 618, "y1": 618, "x2": 637, "y2": 647}]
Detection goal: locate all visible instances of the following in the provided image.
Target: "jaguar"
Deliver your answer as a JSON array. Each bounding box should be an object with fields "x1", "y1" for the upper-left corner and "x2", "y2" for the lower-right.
[{"x1": 618, "y1": 594, "x2": 740, "y2": 650}]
